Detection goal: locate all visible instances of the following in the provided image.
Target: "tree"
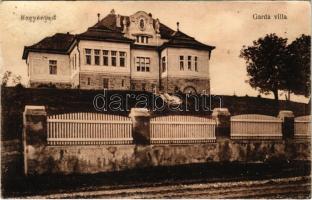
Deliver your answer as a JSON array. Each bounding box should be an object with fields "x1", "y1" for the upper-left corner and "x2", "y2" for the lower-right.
[
  {"x1": 12, "y1": 75, "x2": 22, "y2": 85},
  {"x1": 1, "y1": 70, "x2": 23, "y2": 87},
  {"x1": 1, "y1": 71, "x2": 12, "y2": 87},
  {"x1": 240, "y1": 33, "x2": 288, "y2": 104},
  {"x1": 283, "y1": 34, "x2": 311, "y2": 99}
]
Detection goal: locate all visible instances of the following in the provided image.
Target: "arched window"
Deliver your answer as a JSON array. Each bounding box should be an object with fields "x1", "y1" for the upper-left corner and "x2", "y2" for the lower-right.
[{"x1": 139, "y1": 19, "x2": 145, "y2": 30}]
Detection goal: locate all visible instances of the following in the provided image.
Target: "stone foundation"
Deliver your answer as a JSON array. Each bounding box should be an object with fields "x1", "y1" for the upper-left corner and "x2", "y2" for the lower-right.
[
  {"x1": 23, "y1": 106, "x2": 310, "y2": 175},
  {"x1": 30, "y1": 81, "x2": 72, "y2": 89},
  {"x1": 161, "y1": 77, "x2": 210, "y2": 94},
  {"x1": 24, "y1": 140, "x2": 310, "y2": 175},
  {"x1": 130, "y1": 79, "x2": 158, "y2": 92},
  {"x1": 79, "y1": 73, "x2": 130, "y2": 90}
]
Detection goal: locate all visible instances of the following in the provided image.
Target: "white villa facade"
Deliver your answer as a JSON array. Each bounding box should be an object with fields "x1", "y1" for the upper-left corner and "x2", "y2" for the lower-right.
[{"x1": 22, "y1": 10, "x2": 215, "y2": 94}]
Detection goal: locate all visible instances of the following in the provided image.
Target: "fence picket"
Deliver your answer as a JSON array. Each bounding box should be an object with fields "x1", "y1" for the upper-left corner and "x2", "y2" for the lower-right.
[
  {"x1": 47, "y1": 112, "x2": 132, "y2": 145},
  {"x1": 150, "y1": 115, "x2": 216, "y2": 144},
  {"x1": 294, "y1": 115, "x2": 311, "y2": 139},
  {"x1": 230, "y1": 114, "x2": 282, "y2": 139}
]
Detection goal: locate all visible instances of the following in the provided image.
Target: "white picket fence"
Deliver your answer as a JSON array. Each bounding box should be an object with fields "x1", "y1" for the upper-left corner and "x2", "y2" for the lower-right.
[
  {"x1": 47, "y1": 112, "x2": 133, "y2": 145},
  {"x1": 231, "y1": 114, "x2": 282, "y2": 139},
  {"x1": 150, "y1": 115, "x2": 216, "y2": 144},
  {"x1": 294, "y1": 115, "x2": 311, "y2": 139}
]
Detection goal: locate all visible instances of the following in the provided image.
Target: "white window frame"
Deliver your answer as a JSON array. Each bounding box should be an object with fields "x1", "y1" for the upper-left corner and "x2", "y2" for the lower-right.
[
  {"x1": 111, "y1": 51, "x2": 117, "y2": 67},
  {"x1": 188, "y1": 56, "x2": 192, "y2": 70},
  {"x1": 85, "y1": 49, "x2": 92, "y2": 65},
  {"x1": 94, "y1": 49, "x2": 100, "y2": 65},
  {"x1": 103, "y1": 50, "x2": 109, "y2": 66},
  {"x1": 179, "y1": 56, "x2": 184, "y2": 70},
  {"x1": 194, "y1": 56, "x2": 198, "y2": 72},
  {"x1": 119, "y1": 51, "x2": 126, "y2": 67},
  {"x1": 136, "y1": 57, "x2": 150, "y2": 72},
  {"x1": 49, "y1": 60, "x2": 57, "y2": 75}
]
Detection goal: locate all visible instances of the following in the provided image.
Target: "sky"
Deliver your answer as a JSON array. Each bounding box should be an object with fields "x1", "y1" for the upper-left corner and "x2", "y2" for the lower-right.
[{"x1": 0, "y1": 1, "x2": 310, "y2": 103}]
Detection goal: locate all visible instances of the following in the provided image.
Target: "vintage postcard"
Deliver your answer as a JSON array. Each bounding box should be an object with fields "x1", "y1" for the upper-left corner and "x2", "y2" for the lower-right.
[{"x1": 0, "y1": 1, "x2": 311, "y2": 198}]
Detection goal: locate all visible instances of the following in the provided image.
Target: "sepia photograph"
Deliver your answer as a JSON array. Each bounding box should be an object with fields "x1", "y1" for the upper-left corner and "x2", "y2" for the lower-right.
[{"x1": 0, "y1": 1, "x2": 311, "y2": 198}]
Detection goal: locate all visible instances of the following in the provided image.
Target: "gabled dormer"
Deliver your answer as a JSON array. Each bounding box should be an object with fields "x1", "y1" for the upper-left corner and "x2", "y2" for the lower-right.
[{"x1": 125, "y1": 11, "x2": 162, "y2": 46}]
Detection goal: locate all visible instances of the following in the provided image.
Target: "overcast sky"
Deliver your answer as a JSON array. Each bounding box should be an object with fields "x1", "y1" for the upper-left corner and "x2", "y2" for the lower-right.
[{"x1": 0, "y1": 1, "x2": 310, "y2": 102}]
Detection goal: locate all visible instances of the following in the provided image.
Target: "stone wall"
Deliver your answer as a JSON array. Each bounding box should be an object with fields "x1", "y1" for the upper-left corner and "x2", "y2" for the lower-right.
[
  {"x1": 24, "y1": 140, "x2": 310, "y2": 175},
  {"x1": 30, "y1": 81, "x2": 72, "y2": 89},
  {"x1": 130, "y1": 79, "x2": 158, "y2": 92},
  {"x1": 79, "y1": 73, "x2": 131, "y2": 90},
  {"x1": 23, "y1": 106, "x2": 310, "y2": 175},
  {"x1": 161, "y1": 77, "x2": 210, "y2": 94}
]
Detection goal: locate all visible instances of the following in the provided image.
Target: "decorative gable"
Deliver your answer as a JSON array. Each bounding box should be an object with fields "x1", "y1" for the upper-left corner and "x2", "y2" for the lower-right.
[{"x1": 125, "y1": 11, "x2": 162, "y2": 45}]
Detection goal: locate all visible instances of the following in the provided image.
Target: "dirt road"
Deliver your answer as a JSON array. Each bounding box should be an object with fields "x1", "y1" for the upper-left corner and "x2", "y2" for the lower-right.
[{"x1": 24, "y1": 176, "x2": 310, "y2": 199}]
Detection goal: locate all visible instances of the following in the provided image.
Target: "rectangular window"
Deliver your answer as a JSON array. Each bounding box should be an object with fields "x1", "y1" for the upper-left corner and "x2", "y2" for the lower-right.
[
  {"x1": 136, "y1": 36, "x2": 139, "y2": 43},
  {"x1": 180, "y1": 56, "x2": 184, "y2": 70},
  {"x1": 141, "y1": 57, "x2": 145, "y2": 71},
  {"x1": 146, "y1": 37, "x2": 149, "y2": 44},
  {"x1": 87, "y1": 77, "x2": 91, "y2": 85},
  {"x1": 146, "y1": 58, "x2": 150, "y2": 72},
  {"x1": 195, "y1": 56, "x2": 198, "y2": 71},
  {"x1": 131, "y1": 83, "x2": 135, "y2": 90},
  {"x1": 121, "y1": 79, "x2": 125, "y2": 87},
  {"x1": 161, "y1": 57, "x2": 166, "y2": 72},
  {"x1": 85, "y1": 49, "x2": 91, "y2": 65},
  {"x1": 49, "y1": 60, "x2": 57, "y2": 74},
  {"x1": 136, "y1": 57, "x2": 142, "y2": 71},
  {"x1": 119, "y1": 52, "x2": 126, "y2": 67},
  {"x1": 141, "y1": 36, "x2": 144, "y2": 43},
  {"x1": 111, "y1": 51, "x2": 117, "y2": 66},
  {"x1": 103, "y1": 50, "x2": 109, "y2": 66},
  {"x1": 103, "y1": 78, "x2": 109, "y2": 89},
  {"x1": 188, "y1": 56, "x2": 192, "y2": 70},
  {"x1": 136, "y1": 57, "x2": 150, "y2": 72},
  {"x1": 94, "y1": 49, "x2": 100, "y2": 65}
]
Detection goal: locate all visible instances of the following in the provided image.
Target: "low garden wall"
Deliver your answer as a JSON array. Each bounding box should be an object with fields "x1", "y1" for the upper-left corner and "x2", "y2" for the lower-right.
[
  {"x1": 25, "y1": 140, "x2": 310, "y2": 175},
  {"x1": 23, "y1": 106, "x2": 311, "y2": 175}
]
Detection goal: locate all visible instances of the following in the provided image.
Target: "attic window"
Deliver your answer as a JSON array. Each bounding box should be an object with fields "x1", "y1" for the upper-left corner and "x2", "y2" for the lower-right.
[
  {"x1": 136, "y1": 35, "x2": 149, "y2": 44},
  {"x1": 139, "y1": 19, "x2": 145, "y2": 30}
]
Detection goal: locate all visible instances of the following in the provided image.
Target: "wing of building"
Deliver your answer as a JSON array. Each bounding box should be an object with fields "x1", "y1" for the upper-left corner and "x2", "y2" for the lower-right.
[{"x1": 22, "y1": 10, "x2": 215, "y2": 94}]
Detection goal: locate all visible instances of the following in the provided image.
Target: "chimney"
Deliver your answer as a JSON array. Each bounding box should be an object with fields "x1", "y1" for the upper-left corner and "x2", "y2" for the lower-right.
[
  {"x1": 97, "y1": 13, "x2": 100, "y2": 22},
  {"x1": 177, "y1": 22, "x2": 180, "y2": 31},
  {"x1": 110, "y1": 9, "x2": 115, "y2": 15},
  {"x1": 116, "y1": 14, "x2": 121, "y2": 27}
]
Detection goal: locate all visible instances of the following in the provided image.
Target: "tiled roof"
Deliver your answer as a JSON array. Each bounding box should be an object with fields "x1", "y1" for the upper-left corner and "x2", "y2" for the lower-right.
[
  {"x1": 91, "y1": 13, "x2": 177, "y2": 40},
  {"x1": 22, "y1": 33, "x2": 75, "y2": 59},
  {"x1": 88, "y1": 13, "x2": 214, "y2": 50},
  {"x1": 77, "y1": 29, "x2": 134, "y2": 43},
  {"x1": 23, "y1": 12, "x2": 215, "y2": 59},
  {"x1": 77, "y1": 14, "x2": 134, "y2": 43},
  {"x1": 161, "y1": 31, "x2": 215, "y2": 51}
]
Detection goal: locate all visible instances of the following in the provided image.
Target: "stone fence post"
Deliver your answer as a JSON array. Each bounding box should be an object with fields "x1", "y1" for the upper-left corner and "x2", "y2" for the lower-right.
[
  {"x1": 129, "y1": 108, "x2": 151, "y2": 145},
  {"x1": 278, "y1": 110, "x2": 294, "y2": 139},
  {"x1": 23, "y1": 105, "x2": 47, "y2": 176},
  {"x1": 212, "y1": 108, "x2": 231, "y2": 138}
]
